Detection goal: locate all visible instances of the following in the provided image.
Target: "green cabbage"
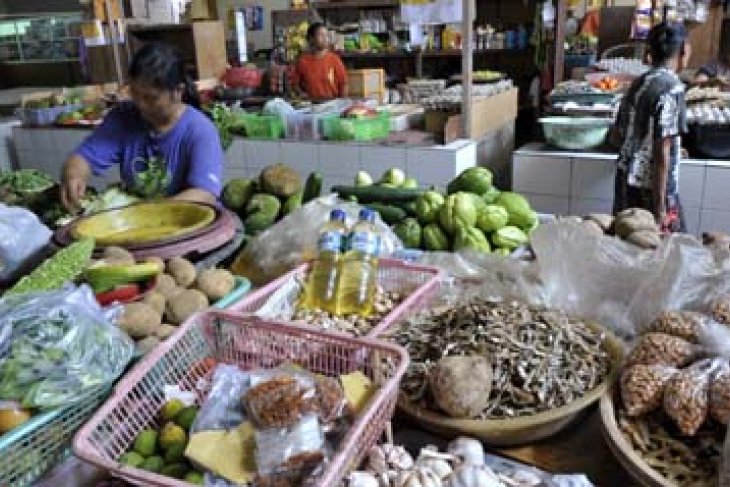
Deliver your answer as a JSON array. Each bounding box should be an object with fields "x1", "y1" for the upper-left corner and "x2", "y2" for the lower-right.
[
  {"x1": 415, "y1": 191, "x2": 445, "y2": 225},
  {"x1": 439, "y1": 193, "x2": 477, "y2": 234},
  {"x1": 492, "y1": 226, "x2": 529, "y2": 250},
  {"x1": 477, "y1": 205, "x2": 510, "y2": 233},
  {"x1": 423, "y1": 224, "x2": 450, "y2": 251},
  {"x1": 393, "y1": 218, "x2": 422, "y2": 249},
  {"x1": 453, "y1": 227, "x2": 491, "y2": 253}
]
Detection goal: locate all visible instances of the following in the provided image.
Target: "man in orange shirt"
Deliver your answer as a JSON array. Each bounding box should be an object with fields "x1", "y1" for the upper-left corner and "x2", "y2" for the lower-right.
[{"x1": 292, "y1": 23, "x2": 347, "y2": 101}]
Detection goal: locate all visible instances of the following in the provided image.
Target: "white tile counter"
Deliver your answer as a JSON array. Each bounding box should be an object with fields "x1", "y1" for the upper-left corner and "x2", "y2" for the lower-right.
[
  {"x1": 12, "y1": 126, "x2": 477, "y2": 192},
  {"x1": 513, "y1": 142, "x2": 730, "y2": 235}
]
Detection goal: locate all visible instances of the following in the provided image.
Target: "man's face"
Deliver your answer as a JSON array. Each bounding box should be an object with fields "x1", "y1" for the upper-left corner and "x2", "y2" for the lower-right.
[
  {"x1": 130, "y1": 80, "x2": 182, "y2": 128},
  {"x1": 310, "y1": 27, "x2": 329, "y2": 51}
]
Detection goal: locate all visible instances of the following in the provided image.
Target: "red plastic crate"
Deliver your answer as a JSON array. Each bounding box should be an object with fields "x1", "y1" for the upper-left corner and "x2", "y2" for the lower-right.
[{"x1": 73, "y1": 311, "x2": 409, "y2": 486}]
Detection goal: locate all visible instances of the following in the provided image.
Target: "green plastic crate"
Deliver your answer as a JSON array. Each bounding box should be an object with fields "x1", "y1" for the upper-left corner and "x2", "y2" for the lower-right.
[
  {"x1": 0, "y1": 386, "x2": 110, "y2": 487},
  {"x1": 240, "y1": 113, "x2": 284, "y2": 139},
  {"x1": 322, "y1": 112, "x2": 391, "y2": 141}
]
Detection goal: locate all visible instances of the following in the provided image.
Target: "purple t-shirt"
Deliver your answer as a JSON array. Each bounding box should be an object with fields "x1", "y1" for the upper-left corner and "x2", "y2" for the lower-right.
[{"x1": 76, "y1": 102, "x2": 223, "y2": 198}]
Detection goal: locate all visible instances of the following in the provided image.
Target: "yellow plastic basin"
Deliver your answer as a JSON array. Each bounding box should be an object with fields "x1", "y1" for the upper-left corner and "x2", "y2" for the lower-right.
[{"x1": 71, "y1": 201, "x2": 216, "y2": 246}]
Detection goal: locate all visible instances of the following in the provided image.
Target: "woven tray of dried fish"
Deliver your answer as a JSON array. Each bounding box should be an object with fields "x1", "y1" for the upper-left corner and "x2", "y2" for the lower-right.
[
  {"x1": 600, "y1": 388, "x2": 723, "y2": 487},
  {"x1": 387, "y1": 297, "x2": 623, "y2": 446}
]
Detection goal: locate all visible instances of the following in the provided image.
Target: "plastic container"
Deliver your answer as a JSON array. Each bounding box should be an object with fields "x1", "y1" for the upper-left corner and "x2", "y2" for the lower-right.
[
  {"x1": 302, "y1": 209, "x2": 348, "y2": 313},
  {"x1": 240, "y1": 113, "x2": 284, "y2": 139},
  {"x1": 539, "y1": 116, "x2": 611, "y2": 150},
  {"x1": 0, "y1": 387, "x2": 110, "y2": 487},
  {"x1": 228, "y1": 258, "x2": 441, "y2": 338},
  {"x1": 15, "y1": 104, "x2": 83, "y2": 127},
  {"x1": 338, "y1": 208, "x2": 380, "y2": 316},
  {"x1": 73, "y1": 311, "x2": 409, "y2": 487},
  {"x1": 212, "y1": 276, "x2": 251, "y2": 309},
  {"x1": 322, "y1": 112, "x2": 391, "y2": 141}
]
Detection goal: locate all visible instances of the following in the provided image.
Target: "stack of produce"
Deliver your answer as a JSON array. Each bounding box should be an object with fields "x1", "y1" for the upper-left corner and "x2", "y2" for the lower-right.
[
  {"x1": 389, "y1": 297, "x2": 613, "y2": 420},
  {"x1": 615, "y1": 299, "x2": 730, "y2": 485},
  {"x1": 335, "y1": 167, "x2": 537, "y2": 254},
  {"x1": 120, "y1": 400, "x2": 204, "y2": 484},
  {"x1": 104, "y1": 252, "x2": 236, "y2": 353},
  {"x1": 343, "y1": 437, "x2": 548, "y2": 487},
  {"x1": 222, "y1": 164, "x2": 322, "y2": 236},
  {"x1": 577, "y1": 208, "x2": 662, "y2": 249},
  {"x1": 0, "y1": 169, "x2": 54, "y2": 207}
]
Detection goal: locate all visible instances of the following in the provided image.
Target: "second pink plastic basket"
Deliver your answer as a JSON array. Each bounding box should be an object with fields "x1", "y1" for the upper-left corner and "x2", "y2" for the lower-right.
[
  {"x1": 227, "y1": 258, "x2": 441, "y2": 338},
  {"x1": 73, "y1": 310, "x2": 409, "y2": 487}
]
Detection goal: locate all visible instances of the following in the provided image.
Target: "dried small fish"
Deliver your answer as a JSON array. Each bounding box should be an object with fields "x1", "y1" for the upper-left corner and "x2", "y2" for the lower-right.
[{"x1": 389, "y1": 298, "x2": 612, "y2": 419}]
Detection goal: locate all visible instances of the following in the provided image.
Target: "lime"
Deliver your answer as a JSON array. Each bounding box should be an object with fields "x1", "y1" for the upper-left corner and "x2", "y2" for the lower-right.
[
  {"x1": 140, "y1": 455, "x2": 164, "y2": 473},
  {"x1": 159, "y1": 422, "x2": 187, "y2": 451},
  {"x1": 160, "y1": 463, "x2": 188, "y2": 479},
  {"x1": 119, "y1": 451, "x2": 144, "y2": 468},
  {"x1": 184, "y1": 471, "x2": 204, "y2": 485},
  {"x1": 132, "y1": 429, "x2": 158, "y2": 457},
  {"x1": 164, "y1": 442, "x2": 187, "y2": 463},
  {"x1": 174, "y1": 406, "x2": 198, "y2": 432},
  {"x1": 160, "y1": 399, "x2": 186, "y2": 422}
]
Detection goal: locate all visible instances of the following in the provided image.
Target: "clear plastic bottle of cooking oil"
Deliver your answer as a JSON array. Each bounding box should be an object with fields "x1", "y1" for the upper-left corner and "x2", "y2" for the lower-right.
[
  {"x1": 338, "y1": 208, "x2": 380, "y2": 316},
  {"x1": 301, "y1": 209, "x2": 347, "y2": 313}
]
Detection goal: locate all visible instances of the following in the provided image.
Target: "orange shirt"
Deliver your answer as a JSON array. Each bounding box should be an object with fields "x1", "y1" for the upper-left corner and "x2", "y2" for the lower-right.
[{"x1": 293, "y1": 51, "x2": 347, "y2": 100}]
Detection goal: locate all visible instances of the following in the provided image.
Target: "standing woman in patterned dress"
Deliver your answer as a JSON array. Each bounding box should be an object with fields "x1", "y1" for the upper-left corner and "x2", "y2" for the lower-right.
[{"x1": 612, "y1": 22, "x2": 692, "y2": 233}]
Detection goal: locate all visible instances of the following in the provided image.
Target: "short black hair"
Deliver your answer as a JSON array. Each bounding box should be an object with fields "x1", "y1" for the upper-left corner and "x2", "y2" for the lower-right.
[
  {"x1": 307, "y1": 22, "x2": 326, "y2": 40},
  {"x1": 129, "y1": 42, "x2": 200, "y2": 109},
  {"x1": 648, "y1": 22, "x2": 688, "y2": 66}
]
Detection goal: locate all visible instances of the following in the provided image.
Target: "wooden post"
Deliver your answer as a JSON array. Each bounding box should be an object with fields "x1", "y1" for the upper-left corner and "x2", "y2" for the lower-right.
[
  {"x1": 554, "y1": 0, "x2": 566, "y2": 84},
  {"x1": 105, "y1": 0, "x2": 124, "y2": 86},
  {"x1": 461, "y1": 0, "x2": 474, "y2": 138}
]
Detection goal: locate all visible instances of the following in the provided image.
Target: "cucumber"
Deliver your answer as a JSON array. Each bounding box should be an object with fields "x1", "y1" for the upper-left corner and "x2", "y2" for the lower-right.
[
  {"x1": 302, "y1": 172, "x2": 323, "y2": 203},
  {"x1": 366, "y1": 203, "x2": 407, "y2": 225},
  {"x1": 394, "y1": 201, "x2": 418, "y2": 217},
  {"x1": 331, "y1": 185, "x2": 424, "y2": 204}
]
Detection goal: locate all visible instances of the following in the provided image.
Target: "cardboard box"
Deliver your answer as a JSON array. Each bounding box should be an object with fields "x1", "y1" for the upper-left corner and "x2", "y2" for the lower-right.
[{"x1": 425, "y1": 87, "x2": 518, "y2": 143}]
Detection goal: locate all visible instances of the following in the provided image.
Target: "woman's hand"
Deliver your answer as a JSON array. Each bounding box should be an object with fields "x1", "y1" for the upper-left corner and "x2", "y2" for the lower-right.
[{"x1": 61, "y1": 155, "x2": 91, "y2": 211}]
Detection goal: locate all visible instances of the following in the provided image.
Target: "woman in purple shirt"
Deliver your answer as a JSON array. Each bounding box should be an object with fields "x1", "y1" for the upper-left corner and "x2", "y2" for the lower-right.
[{"x1": 61, "y1": 42, "x2": 224, "y2": 210}]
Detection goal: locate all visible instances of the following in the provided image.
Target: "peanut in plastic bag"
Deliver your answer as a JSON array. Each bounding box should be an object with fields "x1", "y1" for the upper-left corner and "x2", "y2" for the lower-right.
[
  {"x1": 253, "y1": 414, "x2": 325, "y2": 478},
  {"x1": 711, "y1": 360, "x2": 730, "y2": 425},
  {"x1": 625, "y1": 332, "x2": 698, "y2": 369},
  {"x1": 663, "y1": 359, "x2": 720, "y2": 436},
  {"x1": 644, "y1": 310, "x2": 708, "y2": 343},
  {"x1": 620, "y1": 364, "x2": 678, "y2": 417},
  {"x1": 244, "y1": 366, "x2": 319, "y2": 429}
]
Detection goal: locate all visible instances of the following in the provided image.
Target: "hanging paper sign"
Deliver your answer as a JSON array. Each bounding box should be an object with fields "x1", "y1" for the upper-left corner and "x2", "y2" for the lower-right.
[{"x1": 401, "y1": 0, "x2": 472, "y2": 25}]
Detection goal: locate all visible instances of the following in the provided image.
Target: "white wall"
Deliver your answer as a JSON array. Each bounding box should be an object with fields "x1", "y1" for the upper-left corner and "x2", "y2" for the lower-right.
[{"x1": 216, "y1": 0, "x2": 289, "y2": 52}]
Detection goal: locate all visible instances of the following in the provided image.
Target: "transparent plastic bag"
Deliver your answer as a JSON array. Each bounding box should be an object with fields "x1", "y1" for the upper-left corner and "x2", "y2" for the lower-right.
[
  {"x1": 663, "y1": 359, "x2": 720, "y2": 436},
  {"x1": 0, "y1": 203, "x2": 51, "y2": 283},
  {"x1": 711, "y1": 360, "x2": 730, "y2": 425},
  {"x1": 191, "y1": 364, "x2": 252, "y2": 434},
  {"x1": 230, "y1": 195, "x2": 403, "y2": 286},
  {"x1": 0, "y1": 285, "x2": 135, "y2": 408},
  {"x1": 254, "y1": 413, "x2": 325, "y2": 477},
  {"x1": 620, "y1": 364, "x2": 678, "y2": 417}
]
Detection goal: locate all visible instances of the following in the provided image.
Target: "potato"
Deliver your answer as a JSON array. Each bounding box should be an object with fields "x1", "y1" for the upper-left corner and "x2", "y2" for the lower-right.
[
  {"x1": 155, "y1": 324, "x2": 178, "y2": 340},
  {"x1": 156, "y1": 273, "x2": 179, "y2": 299},
  {"x1": 429, "y1": 355, "x2": 493, "y2": 418},
  {"x1": 137, "y1": 336, "x2": 161, "y2": 355},
  {"x1": 167, "y1": 289, "x2": 209, "y2": 325},
  {"x1": 195, "y1": 268, "x2": 236, "y2": 301},
  {"x1": 142, "y1": 291, "x2": 166, "y2": 315},
  {"x1": 615, "y1": 208, "x2": 658, "y2": 238},
  {"x1": 585, "y1": 213, "x2": 615, "y2": 233},
  {"x1": 118, "y1": 302, "x2": 162, "y2": 339},
  {"x1": 102, "y1": 246, "x2": 136, "y2": 266},
  {"x1": 167, "y1": 257, "x2": 197, "y2": 288}
]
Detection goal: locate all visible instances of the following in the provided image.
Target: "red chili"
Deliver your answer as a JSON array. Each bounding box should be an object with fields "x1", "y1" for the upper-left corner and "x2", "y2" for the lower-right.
[{"x1": 96, "y1": 283, "x2": 141, "y2": 306}]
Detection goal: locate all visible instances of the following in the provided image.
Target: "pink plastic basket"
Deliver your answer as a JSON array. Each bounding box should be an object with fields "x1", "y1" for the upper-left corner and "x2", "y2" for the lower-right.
[
  {"x1": 72, "y1": 310, "x2": 409, "y2": 487},
  {"x1": 227, "y1": 258, "x2": 441, "y2": 338}
]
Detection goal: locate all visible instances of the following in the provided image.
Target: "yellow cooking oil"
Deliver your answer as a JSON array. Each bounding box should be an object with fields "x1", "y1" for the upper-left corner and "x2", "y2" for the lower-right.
[
  {"x1": 301, "y1": 209, "x2": 348, "y2": 314},
  {"x1": 337, "y1": 208, "x2": 380, "y2": 317}
]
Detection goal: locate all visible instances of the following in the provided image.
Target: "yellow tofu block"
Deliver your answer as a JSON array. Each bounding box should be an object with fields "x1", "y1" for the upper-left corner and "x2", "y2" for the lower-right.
[
  {"x1": 184, "y1": 422, "x2": 257, "y2": 484},
  {"x1": 340, "y1": 371, "x2": 376, "y2": 415}
]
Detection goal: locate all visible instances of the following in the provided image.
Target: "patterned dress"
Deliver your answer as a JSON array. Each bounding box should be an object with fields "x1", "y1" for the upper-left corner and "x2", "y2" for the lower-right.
[{"x1": 613, "y1": 67, "x2": 687, "y2": 233}]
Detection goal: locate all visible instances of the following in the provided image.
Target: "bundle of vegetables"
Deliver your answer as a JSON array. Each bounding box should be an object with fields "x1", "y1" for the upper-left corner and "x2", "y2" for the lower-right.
[
  {"x1": 222, "y1": 164, "x2": 322, "y2": 236},
  {"x1": 335, "y1": 167, "x2": 538, "y2": 254},
  {"x1": 0, "y1": 169, "x2": 55, "y2": 208}
]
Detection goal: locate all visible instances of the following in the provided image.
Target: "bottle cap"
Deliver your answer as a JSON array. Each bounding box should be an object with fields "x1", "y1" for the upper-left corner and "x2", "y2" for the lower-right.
[
  {"x1": 330, "y1": 209, "x2": 346, "y2": 222},
  {"x1": 359, "y1": 208, "x2": 376, "y2": 222}
]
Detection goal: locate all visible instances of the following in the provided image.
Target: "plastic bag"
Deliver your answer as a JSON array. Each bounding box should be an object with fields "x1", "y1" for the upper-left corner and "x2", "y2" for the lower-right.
[
  {"x1": 191, "y1": 364, "x2": 252, "y2": 434},
  {"x1": 663, "y1": 359, "x2": 720, "y2": 436},
  {"x1": 711, "y1": 360, "x2": 730, "y2": 425},
  {"x1": 230, "y1": 195, "x2": 403, "y2": 286},
  {"x1": 254, "y1": 413, "x2": 325, "y2": 477},
  {"x1": 0, "y1": 204, "x2": 51, "y2": 283},
  {"x1": 624, "y1": 332, "x2": 698, "y2": 368},
  {"x1": 0, "y1": 285, "x2": 135, "y2": 408},
  {"x1": 620, "y1": 364, "x2": 678, "y2": 417}
]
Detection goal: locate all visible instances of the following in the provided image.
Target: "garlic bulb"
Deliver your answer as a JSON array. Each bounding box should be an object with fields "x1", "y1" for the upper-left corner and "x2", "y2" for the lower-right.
[
  {"x1": 396, "y1": 467, "x2": 444, "y2": 487},
  {"x1": 368, "y1": 444, "x2": 415, "y2": 474},
  {"x1": 446, "y1": 464, "x2": 503, "y2": 487},
  {"x1": 446, "y1": 437, "x2": 485, "y2": 466},
  {"x1": 349, "y1": 471, "x2": 380, "y2": 487},
  {"x1": 416, "y1": 448, "x2": 455, "y2": 480}
]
